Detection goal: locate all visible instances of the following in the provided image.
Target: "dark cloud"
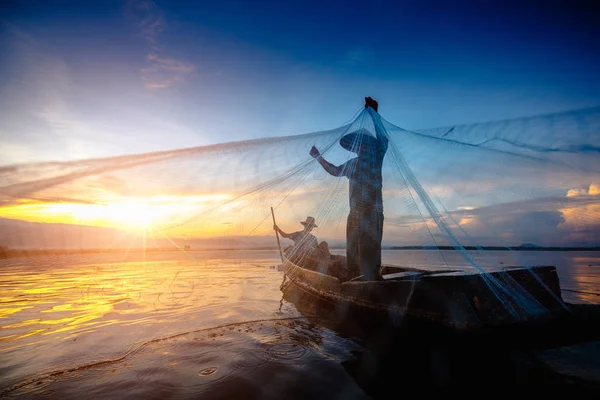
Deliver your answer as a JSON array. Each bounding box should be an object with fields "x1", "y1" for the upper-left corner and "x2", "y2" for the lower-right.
[{"x1": 488, "y1": 210, "x2": 566, "y2": 246}]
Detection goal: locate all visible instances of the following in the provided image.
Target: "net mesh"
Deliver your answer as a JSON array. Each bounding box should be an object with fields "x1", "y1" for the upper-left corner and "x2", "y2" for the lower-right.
[{"x1": 1, "y1": 105, "x2": 599, "y2": 321}]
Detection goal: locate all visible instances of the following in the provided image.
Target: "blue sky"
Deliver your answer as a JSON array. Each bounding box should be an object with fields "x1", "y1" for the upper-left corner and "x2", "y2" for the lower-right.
[
  {"x1": 1, "y1": 0, "x2": 599, "y2": 164},
  {"x1": 0, "y1": 0, "x2": 599, "y2": 248}
]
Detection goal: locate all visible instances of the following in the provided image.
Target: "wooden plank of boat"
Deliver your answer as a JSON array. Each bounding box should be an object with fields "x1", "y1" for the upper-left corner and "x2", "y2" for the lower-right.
[{"x1": 281, "y1": 255, "x2": 458, "y2": 327}]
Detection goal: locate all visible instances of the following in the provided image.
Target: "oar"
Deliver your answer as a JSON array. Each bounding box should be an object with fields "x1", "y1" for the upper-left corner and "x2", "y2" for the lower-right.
[{"x1": 271, "y1": 206, "x2": 284, "y2": 265}]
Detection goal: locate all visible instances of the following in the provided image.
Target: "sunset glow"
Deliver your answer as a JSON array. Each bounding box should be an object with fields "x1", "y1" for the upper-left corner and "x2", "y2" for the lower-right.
[
  {"x1": 0, "y1": 1, "x2": 599, "y2": 250},
  {"x1": 0, "y1": 194, "x2": 234, "y2": 234}
]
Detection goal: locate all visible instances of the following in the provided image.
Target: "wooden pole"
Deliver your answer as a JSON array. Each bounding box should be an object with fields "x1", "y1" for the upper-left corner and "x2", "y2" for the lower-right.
[{"x1": 271, "y1": 207, "x2": 284, "y2": 264}]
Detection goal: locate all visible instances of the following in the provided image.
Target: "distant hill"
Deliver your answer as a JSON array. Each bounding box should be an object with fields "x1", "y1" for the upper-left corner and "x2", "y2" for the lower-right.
[{"x1": 519, "y1": 243, "x2": 542, "y2": 248}]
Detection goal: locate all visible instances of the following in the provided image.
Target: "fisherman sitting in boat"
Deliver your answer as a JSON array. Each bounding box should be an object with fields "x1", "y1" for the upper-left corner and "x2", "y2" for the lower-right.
[
  {"x1": 314, "y1": 241, "x2": 331, "y2": 274},
  {"x1": 274, "y1": 216, "x2": 319, "y2": 267},
  {"x1": 313, "y1": 241, "x2": 351, "y2": 280}
]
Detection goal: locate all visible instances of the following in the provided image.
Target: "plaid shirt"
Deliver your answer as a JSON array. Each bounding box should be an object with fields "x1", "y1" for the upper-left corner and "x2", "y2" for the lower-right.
[
  {"x1": 340, "y1": 138, "x2": 388, "y2": 213},
  {"x1": 287, "y1": 231, "x2": 318, "y2": 255}
]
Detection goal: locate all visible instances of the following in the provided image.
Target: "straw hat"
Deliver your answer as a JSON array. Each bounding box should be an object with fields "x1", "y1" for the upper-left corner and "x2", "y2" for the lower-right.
[
  {"x1": 339, "y1": 129, "x2": 378, "y2": 153},
  {"x1": 300, "y1": 216, "x2": 318, "y2": 228}
]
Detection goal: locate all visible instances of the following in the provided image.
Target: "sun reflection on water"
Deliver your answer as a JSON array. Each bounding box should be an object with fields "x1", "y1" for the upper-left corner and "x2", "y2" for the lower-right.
[{"x1": 0, "y1": 250, "x2": 288, "y2": 389}]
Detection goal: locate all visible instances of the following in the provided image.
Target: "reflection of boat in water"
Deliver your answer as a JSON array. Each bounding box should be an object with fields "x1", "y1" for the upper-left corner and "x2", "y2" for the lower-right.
[{"x1": 281, "y1": 252, "x2": 571, "y2": 338}]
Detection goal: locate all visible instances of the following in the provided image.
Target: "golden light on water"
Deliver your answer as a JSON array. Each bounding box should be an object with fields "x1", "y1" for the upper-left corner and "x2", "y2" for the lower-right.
[{"x1": 0, "y1": 254, "x2": 284, "y2": 355}]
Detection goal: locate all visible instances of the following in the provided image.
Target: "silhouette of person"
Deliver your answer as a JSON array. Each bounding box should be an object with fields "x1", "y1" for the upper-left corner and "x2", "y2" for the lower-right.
[
  {"x1": 309, "y1": 97, "x2": 388, "y2": 280},
  {"x1": 274, "y1": 216, "x2": 319, "y2": 265}
]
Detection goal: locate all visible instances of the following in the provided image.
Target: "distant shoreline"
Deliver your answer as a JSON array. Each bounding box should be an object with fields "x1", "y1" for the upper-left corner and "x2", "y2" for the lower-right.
[
  {"x1": 385, "y1": 246, "x2": 600, "y2": 251},
  {"x1": 1, "y1": 245, "x2": 600, "y2": 259}
]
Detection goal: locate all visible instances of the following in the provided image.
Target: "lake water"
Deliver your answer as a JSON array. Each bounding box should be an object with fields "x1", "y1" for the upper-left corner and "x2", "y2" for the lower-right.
[{"x1": 1, "y1": 250, "x2": 599, "y2": 397}]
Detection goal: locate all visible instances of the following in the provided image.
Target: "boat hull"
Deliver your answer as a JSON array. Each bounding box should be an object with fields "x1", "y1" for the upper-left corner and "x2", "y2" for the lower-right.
[{"x1": 281, "y1": 256, "x2": 568, "y2": 335}]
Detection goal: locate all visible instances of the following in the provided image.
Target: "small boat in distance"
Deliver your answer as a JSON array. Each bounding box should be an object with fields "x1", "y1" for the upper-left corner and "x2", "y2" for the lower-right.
[{"x1": 280, "y1": 251, "x2": 568, "y2": 336}]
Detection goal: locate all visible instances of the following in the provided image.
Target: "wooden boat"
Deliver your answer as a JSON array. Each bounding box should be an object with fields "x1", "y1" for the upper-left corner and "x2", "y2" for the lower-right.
[{"x1": 280, "y1": 252, "x2": 569, "y2": 336}]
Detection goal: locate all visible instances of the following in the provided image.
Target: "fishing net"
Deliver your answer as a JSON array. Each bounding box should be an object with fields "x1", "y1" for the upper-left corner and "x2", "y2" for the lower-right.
[{"x1": 1, "y1": 104, "x2": 599, "y2": 321}]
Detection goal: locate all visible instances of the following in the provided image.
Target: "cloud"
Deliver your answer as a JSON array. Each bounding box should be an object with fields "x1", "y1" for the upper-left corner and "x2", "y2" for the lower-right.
[
  {"x1": 141, "y1": 55, "x2": 196, "y2": 89},
  {"x1": 444, "y1": 193, "x2": 600, "y2": 246},
  {"x1": 0, "y1": 23, "x2": 121, "y2": 166},
  {"x1": 126, "y1": 0, "x2": 164, "y2": 49},
  {"x1": 378, "y1": 190, "x2": 600, "y2": 247},
  {"x1": 127, "y1": 0, "x2": 195, "y2": 89},
  {"x1": 145, "y1": 54, "x2": 195, "y2": 73},
  {"x1": 567, "y1": 183, "x2": 600, "y2": 197}
]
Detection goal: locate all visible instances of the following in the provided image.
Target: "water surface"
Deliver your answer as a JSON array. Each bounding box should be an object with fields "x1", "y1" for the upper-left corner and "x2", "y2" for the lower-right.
[{"x1": 1, "y1": 250, "x2": 599, "y2": 397}]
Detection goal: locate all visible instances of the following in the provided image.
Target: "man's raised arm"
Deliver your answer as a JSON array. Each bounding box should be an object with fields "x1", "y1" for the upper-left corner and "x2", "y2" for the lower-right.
[{"x1": 309, "y1": 146, "x2": 344, "y2": 177}]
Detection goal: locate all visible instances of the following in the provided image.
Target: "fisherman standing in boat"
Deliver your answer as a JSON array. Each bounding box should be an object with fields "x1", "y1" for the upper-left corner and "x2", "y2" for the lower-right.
[
  {"x1": 273, "y1": 216, "x2": 319, "y2": 266},
  {"x1": 309, "y1": 97, "x2": 388, "y2": 281}
]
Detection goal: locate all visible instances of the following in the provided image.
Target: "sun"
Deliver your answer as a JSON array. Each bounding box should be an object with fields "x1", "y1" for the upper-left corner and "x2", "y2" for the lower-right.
[
  {"x1": 106, "y1": 203, "x2": 155, "y2": 230},
  {"x1": 33, "y1": 202, "x2": 159, "y2": 231},
  {"x1": 0, "y1": 201, "x2": 160, "y2": 232},
  {"x1": 0, "y1": 193, "x2": 235, "y2": 236}
]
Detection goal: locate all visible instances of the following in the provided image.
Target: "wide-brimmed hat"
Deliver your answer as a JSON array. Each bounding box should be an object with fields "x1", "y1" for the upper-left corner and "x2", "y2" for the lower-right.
[
  {"x1": 339, "y1": 129, "x2": 378, "y2": 153},
  {"x1": 300, "y1": 216, "x2": 318, "y2": 228}
]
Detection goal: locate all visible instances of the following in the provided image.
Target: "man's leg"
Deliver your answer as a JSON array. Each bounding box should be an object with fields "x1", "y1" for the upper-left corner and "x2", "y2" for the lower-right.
[
  {"x1": 359, "y1": 211, "x2": 384, "y2": 280},
  {"x1": 375, "y1": 211, "x2": 384, "y2": 274},
  {"x1": 346, "y1": 212, "x2": 360, "y2": 278}
]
